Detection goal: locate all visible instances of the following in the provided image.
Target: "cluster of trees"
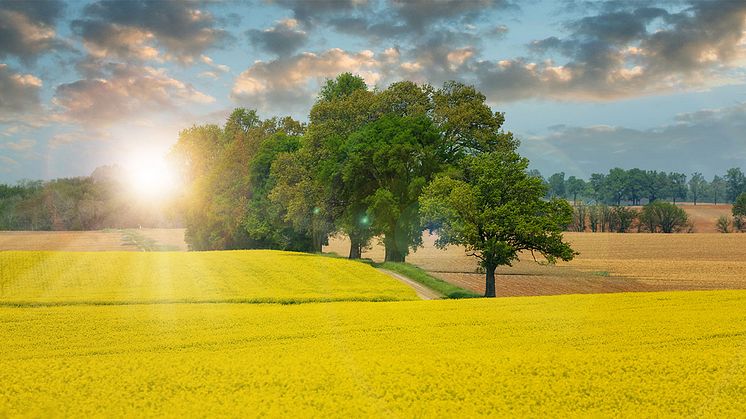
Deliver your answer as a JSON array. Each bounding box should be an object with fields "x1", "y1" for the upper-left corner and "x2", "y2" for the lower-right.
[
  {"x1": 0, "y1": 166, "x2": 179, "y2": 230},
  {"x1": 569, "y1": 201, "x2": 691, "y2": 233},
  {"x1": 172, "y1": 74, "x2": 576, "y2": 296},
  {"x1": 541, "y1": 168, "x2": 746, "y2": 206}
]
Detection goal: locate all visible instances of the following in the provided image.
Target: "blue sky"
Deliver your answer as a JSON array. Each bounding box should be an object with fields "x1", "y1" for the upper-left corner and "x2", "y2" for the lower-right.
[{"x1": 1, "y1": 0, "x2": 745, "y2": 183}]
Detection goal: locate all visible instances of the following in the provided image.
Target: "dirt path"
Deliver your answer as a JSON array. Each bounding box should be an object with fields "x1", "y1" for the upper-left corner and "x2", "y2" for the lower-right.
[{"x1": 377, "y1": 268, "x2": 442, "y2": 300}]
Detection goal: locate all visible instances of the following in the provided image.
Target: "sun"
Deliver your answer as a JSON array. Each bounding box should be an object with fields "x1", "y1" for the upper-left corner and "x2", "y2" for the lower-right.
[{"x1": 124, "y1": 151, "x2": 179, "y2": 198}]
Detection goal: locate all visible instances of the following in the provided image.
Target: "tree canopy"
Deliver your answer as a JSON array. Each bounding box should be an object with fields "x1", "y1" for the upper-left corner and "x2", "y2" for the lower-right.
[{"x1": 420, "y1": 150, "x2": 576, "y2": 297}]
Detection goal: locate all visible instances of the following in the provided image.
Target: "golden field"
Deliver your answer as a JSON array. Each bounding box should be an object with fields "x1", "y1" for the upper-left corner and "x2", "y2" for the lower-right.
[
  {"x1": 0, "y1": 251, "x2": 417, "y2": 305},
  {"x1": 1, "y1": 291, "x2": 746, "y2": 416}
]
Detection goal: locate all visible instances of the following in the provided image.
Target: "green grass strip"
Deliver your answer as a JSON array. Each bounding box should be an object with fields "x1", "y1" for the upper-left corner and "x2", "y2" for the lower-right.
[{"x1": 371, "y1": 261, "x2": 481, "y2": 299}]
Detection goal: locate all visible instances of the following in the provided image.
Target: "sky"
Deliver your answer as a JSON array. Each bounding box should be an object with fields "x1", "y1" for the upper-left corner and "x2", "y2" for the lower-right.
[{"x1": 0, "y1": 0, "x2": 745, "y2": 183}]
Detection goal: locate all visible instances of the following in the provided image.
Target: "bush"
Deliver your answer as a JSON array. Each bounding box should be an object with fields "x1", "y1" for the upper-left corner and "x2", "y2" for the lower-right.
[
  {"x1": 734, "y1": 216, "x2": 745, "y2": 233},
  {"x1": 716, "y1": 215, "x2": 731, "y2": 233},
  {"x1": 640, "y1": 201, "x2": 689, "y2": 233},
  {"x1": 611, "y1": 206, "x2": 638, "y2": 233}
]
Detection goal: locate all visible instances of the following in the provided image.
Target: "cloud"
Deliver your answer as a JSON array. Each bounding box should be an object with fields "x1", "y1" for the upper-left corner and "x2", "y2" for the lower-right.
[
  {"x1": 71, "y1": 0, "x2": 229, "y2": 63},
  {"x1": 476, "y1": 1, "x2": 746, "y2": 102},
  {"x1": 390, "y1": 0, "x2": 514, "y2": 33},
  {"x1": 521, "y1": 102, "x2": 746, "y2": 179},
  {"x1": 0, "y1": 138, "x2": 35, "y2": 151},
  {"x1": 271, "y1": 0, "x2": 367, "y2": 26},
  {"x1": 275, "y1": 0, "x2": 514, "y2": 41},
  {"x1": 246, "y1": 18, "x2": 308, "y2": 56},
  {"x1": 53, "y1": 62, "x2": 214, "y2": 126},
  {"x1": 0, "y1": 64, "x2": 42, "y2": 117},
  {"x1": 0, "y1": 0, "x2": 65, "y2": 61},
  {"x1": 231, "y1": 48, "x2": 393, "y2": 114},
  {"x1": 0, "y1": 155, "x2": 19, "y2": 171}
]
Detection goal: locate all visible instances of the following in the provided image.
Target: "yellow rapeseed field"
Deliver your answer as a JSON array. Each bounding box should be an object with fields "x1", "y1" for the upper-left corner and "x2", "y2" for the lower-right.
[
  {"x1": 1, "y1": 290, "x2": 745, "y2": 416},
  {"x1": 0, "y1": 250, "x2": 417, "y2": 304}
]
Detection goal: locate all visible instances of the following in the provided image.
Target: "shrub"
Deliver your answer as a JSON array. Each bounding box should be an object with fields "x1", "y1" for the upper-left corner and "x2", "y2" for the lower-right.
[
  {"x1": 611, "y1": 206, "x2": 638, "y2": 233},
  {"x1": 640, "y1": 201, "x2": 689, "y2": 233},
  {"x1": 734, "y1": 216, "x2": 745, "y2": 233},
  {"x1": 716, "y1": 215, "x2": 731, "y2": 233}
]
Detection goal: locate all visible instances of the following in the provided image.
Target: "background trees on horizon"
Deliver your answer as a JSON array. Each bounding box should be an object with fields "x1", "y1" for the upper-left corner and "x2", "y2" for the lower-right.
[{"x1": 534, "y1": 167, "x2": 746, "y2": 206}]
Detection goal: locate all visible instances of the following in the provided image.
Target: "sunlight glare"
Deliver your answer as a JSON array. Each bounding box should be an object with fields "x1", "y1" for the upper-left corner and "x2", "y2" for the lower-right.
[{"x1": 124, "y1": 151, "x2": 179, "y2": 198}]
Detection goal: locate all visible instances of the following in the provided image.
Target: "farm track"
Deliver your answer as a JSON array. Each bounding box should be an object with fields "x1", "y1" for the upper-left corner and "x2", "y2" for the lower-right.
[{"x1": 377, "y1": 268, "x2": 442, "y2": 300}]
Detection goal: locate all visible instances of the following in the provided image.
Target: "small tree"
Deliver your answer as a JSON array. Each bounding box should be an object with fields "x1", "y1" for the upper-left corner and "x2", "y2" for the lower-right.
[
  {"x1": 716, "y1": 215, "x2": 731, "y2": 233},
  {"x1": 734, "y1": 192, "x2": 746, "y2": 218},
  {"x1": 572, "y1": 204, "x2": 587, "y2": 232},
  {"x1": 420, "y1": 150, "x2": 576, "y2": 298},
  {"x1": 640, "y1": 201, "x2": 689, "y2": 233},
  {"x1": 566, "y1": 176, "x2": 585, "y2": 205},
  {"x1": 612, "y1": 206, "x2": 638, "y2": 233}
]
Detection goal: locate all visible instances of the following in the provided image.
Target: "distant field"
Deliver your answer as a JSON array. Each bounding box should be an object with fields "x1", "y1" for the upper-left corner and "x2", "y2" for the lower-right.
[
  {"x1": 1, "y1": 291, "x2": 745, "y2": 416},
  {"x1": 326, "y1": 231, "x2": 746, "y2": 296},
  {"x1": 0, "y1": 229, "x2": 187, "y2": 251},
  {"x1": 0, "y1": 250, "x2": 416, "y2": 305},
  {"x1": 680, "y1": 203, "x2": 733, "y2": 233}
]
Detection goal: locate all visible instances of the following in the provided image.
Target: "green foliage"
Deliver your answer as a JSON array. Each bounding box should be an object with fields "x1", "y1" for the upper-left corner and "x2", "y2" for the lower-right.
[
  {"x1": 420, "y1": 150, "x2": 576, "y2": 297},
  {"x1": 566, "y1": 176, "x2": 586, "y2": 204},
  {"x1": 725, "y1": 168, "x2": 746, "y2": 203},
  {"x1": 170, "y1": 108, "x2": 312, "y2": 251},
  {"x1": 610, "y1": 206, "x2": 638, "y2": 233},
  {"x1": 733, "y1": 192, "x2": 746, "y2": 218},
  {"x1": 344, "y1": 115, "x2": 449, "y2": 261},
  {"x1": 640, "y1": 201, "x2": 689, "y2": 233},
  {"x1": 318, "y1": 72, "x2": 368, "y2": 102},
  {"x1": 547, "y1": 172, "x2": 566, "y2": 198},
  {"x1": 716, "y1": 215, "x2": 732, "y2": 233},
  {"x1": 688, "y1": 172, "x2": 705, "y2": 205},
  {"x1": 0, "y1": 172, "x2": 178, "y2": 231}
]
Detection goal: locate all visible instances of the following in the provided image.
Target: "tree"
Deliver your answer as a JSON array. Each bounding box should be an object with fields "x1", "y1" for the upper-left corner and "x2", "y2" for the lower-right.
[
  {"x1": 688, "y1": 172, "x2": 705, "y2": 205},
  {"x1": 716, "y1": 215, "x2": 731, "y2": 233},
  {"x1": 566, "y1": 176, "x2": 585, "y2": 205},
  {"x1": 318, "y1": 72, "x2": 368, "y2": 102},
  {"x1": 624, "y1": 168, "x2": 646, "y2": 205},
  {"x1": 640, "y1": 201, "x2": 689, "y2": 233},
  {"x1": 669, "y1": 172, "x2": 687, "y2": 204},
  {"x1": 709, "y1": 175, "x2": 725, "y2": 205},
  {"x1": 733, "y1": 193, "x2": 746, "y2": 232},
  {"x1": 725, "y1": 168, "x2": 746, "y2": 203},
  {"x1": 547, "y1": 172, "x2": 566, "y2": 198},
  {"x1": 734, "y1": 192, "x2": 746, "y2": 218},
  {"x1": 343, "y1": 114, "x2": 451, "y2": 262},
  {"x1": 420, "y1": 150, "x2": 576, "y2": 298}
]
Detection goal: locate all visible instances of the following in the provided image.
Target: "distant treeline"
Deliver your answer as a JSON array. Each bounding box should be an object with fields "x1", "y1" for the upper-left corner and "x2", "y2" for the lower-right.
[
  {"x1": 0, "y1": 166, "x2": 180, "y2": 231},
  {"x1": 535, "y1": 168, "x2": 746, "y2": 205}
]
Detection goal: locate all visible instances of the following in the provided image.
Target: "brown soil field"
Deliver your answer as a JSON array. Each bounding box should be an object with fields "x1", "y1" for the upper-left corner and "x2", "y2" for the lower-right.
[
  {"x1": 325, "y1": 231, "x2": 746, "y2": 297},
  {"x1": 0, "y1": 229, "x2": 187, "y2": 251},
  {"x1": 680, "y1": 203, "x2": 733, "y2": 233}
]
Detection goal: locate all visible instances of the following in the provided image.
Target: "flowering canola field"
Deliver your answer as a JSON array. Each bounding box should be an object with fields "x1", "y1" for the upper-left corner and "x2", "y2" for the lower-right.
[
  {"x1": 1, "y1": 290, "x2": 746, "y2": 416},
  {"x1": 0, "y1": 250, "x2": 417, "y2": 305}
]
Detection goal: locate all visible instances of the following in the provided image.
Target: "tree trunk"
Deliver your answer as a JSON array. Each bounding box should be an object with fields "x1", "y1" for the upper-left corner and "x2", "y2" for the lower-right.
[
  {"x1": 348, "y1": 236, "x2": 362, "y2": 259},
  {"x1": 384, "y1": 245, "x2": 406, "y2": 263},
  {"x1": 484, "y1": 264, "x2": 497, "y2": 298}
]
